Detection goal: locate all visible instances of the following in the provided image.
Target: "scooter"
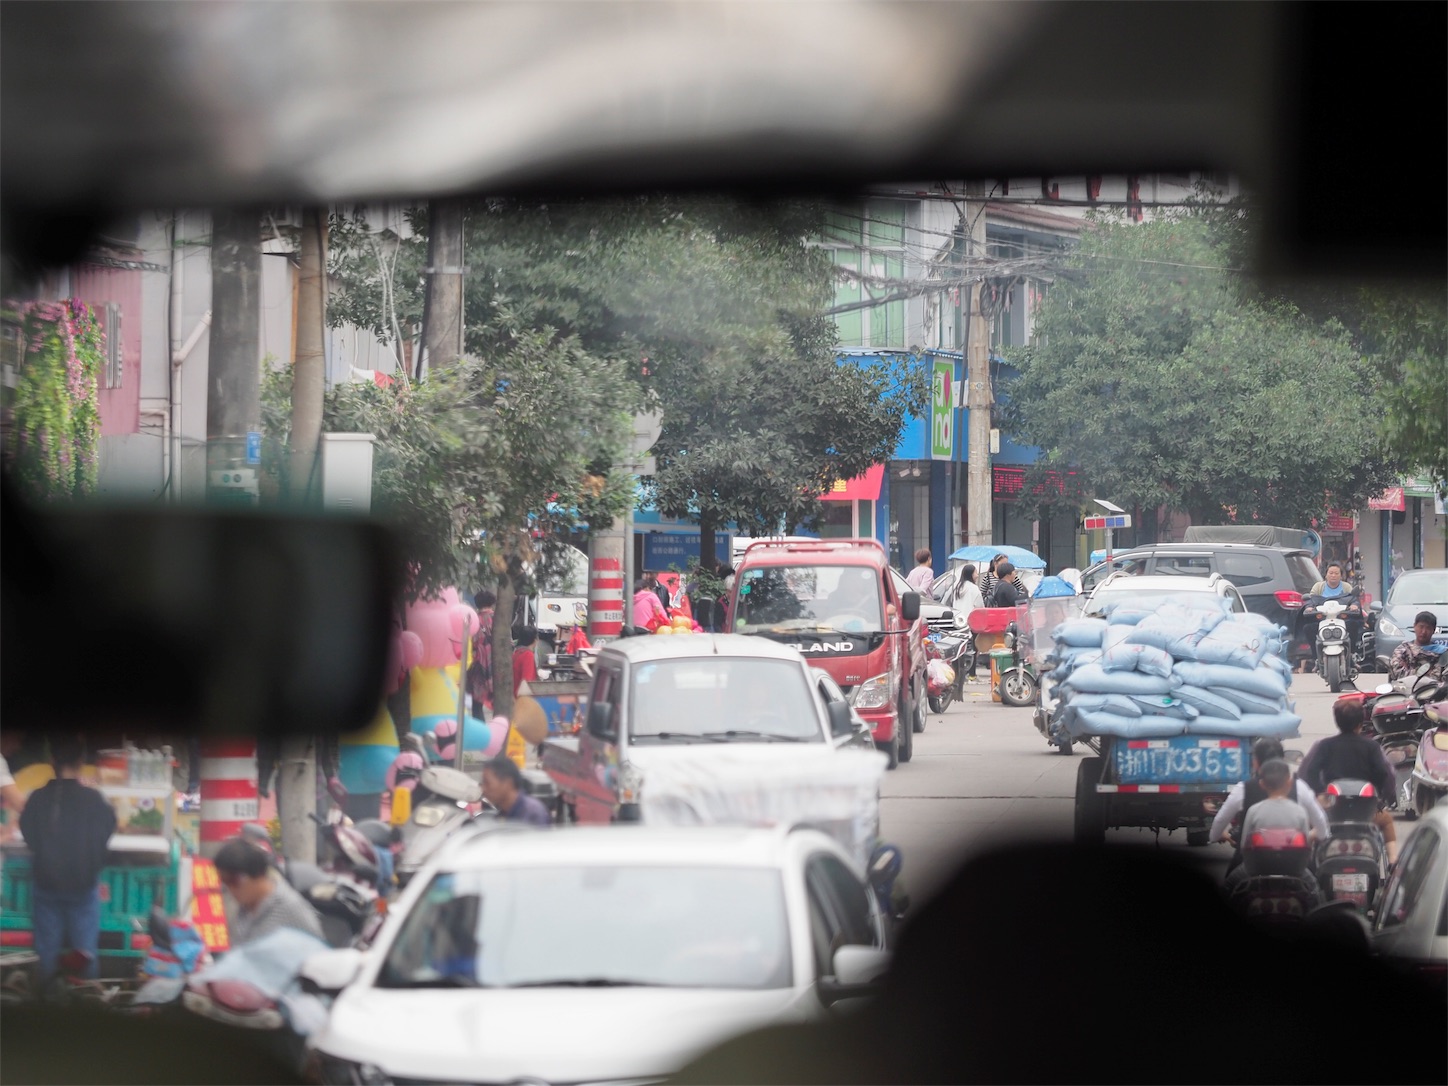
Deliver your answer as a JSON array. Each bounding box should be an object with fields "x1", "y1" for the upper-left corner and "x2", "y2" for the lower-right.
[
  {"x1": 1367, "y1": 660, "x2": 1446, "y2": 815},
  {"x1": 129, "y1": 906, "x2": 213, "y2": 1015},
  {"x1": 1227, "y1": 824, "x2": 1321, "y2": 925},
  {"x1": 240, "y1": 820, "x2": 382, "y2": 949},
  {"x1": 1409, "y1": 700, "x2": 1448, "y2": 817},
  {"x1": 394, "y1": 764, "x2": 489, "y2": 889},
  {"x1": 924, "y1": 632, "x2": 972, "y2": 713},
  {"x1": 1314, "y1": 778, "x2": 1389, "y2": 915},
  {"x1": 1305, "y1": 597, "x2": 1359, "y2": 693},
  {"x1": 996, "y1": 622, "x2": 1040, "y2": 708}
]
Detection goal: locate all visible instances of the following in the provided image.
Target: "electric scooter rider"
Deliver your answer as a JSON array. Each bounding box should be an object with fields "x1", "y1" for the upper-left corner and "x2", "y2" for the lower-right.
[
  {"x1": 1299, "y1": 563, "x2": 1362, "y2": 674},
  {"x1": 1298, "y1": 695, "x2": 1400, "y2": 865},
  {"x1": 1389, "y1": 611, "x2": 1443, "y2": 681},
  {"x1": 1210, "y1": 737, "x2": 1329, "y2": 875}
]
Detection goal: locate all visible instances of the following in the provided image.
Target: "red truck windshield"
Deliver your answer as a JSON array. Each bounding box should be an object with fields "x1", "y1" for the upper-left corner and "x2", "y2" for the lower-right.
[{"x1": 732, "y1": 564, "x2": 883, "y2": 634}]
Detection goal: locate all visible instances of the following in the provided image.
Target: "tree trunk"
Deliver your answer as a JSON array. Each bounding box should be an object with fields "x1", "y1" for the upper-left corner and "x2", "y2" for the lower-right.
[
  {"x1": 206, "y1": 209, "x2": 262, "y2": 506},
  {"x1": 288, "y1": 207, "x2": 327, "y2": 506},
  {"x1": 493, "y1": 572, "x2": 517, "y2": 719},
  {"x1": 276, "y1": 734, "x2": 316, "y2": 864},
  {"x1": 699, "y1": 509, "x2": 718, "y2": 569},
  {"x1": 420, "y1": 198, "x2": 466, "y2": 378}
]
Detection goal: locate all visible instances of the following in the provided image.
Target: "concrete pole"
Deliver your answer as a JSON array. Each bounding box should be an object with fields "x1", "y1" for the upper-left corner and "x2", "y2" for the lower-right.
[
  {"x1": 965, "y1": 182, "x2": 994, "y2": 548},
  {"x1": 421, "y1": 198, "x2": 466, "y2": 375},
  {"x1": 206, "y1": 208, "x2": 262, "y2": 506},
  {"x1": 288, "y1": 207, "x2": 327, "y2": 506}
]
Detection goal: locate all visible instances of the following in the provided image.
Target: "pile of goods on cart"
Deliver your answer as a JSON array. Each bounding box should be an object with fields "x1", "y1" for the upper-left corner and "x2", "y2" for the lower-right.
[{"x1": 1046, "y1": 600, "x2": 1300, "y2": 741}]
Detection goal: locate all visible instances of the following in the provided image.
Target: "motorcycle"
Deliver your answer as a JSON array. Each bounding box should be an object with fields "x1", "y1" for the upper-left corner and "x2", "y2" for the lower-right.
[
  {"x1": 1409, "y1": 699, "x2": 1448, "y2": 817},
  {"x1": 394, "y1": 764, "x2": 489, "y2": 889},
  {"x1": 924, "y1": 629, "x2": 973, "y2": 713},
  {"x1": 996, "y1": 621, "x2": 1040, "y2": 708},
  {"x1": 1367, "y1": 660, "x2": 1446, "y2": 815},
  {"x1": 1227, "y1": 824, "x2": 1321, "y2": 925},
  {"x1": 181, "y1": 926, "x2": 334, "y2": 1076},
  {"x1": 129, "y1": 906, "x2": 213, "y2": 1015},
  {"x1": 1314, "y1": 778, "x2": 1389, "y2": 915},
  {"x1": 1305, "y1": 597, "x2": 1360, "y2": 692}
]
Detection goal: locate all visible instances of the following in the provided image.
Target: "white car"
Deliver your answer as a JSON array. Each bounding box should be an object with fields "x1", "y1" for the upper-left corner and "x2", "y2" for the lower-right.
[
  {"x1": 305, "y1": 824, "x2": 892, "y2": 1086},
  {"x1": 1083, "y1": 571, "x2": 1247, "y2": 618}
]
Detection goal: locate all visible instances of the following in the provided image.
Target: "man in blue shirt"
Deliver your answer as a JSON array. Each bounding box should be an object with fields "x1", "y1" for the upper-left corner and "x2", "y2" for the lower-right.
[{"x1": 481, "y1": 756, "x2": 552, "y2": 827}]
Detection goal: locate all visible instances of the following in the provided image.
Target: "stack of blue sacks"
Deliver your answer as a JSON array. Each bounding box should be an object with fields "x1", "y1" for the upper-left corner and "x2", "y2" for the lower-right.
[{"x1": 1046, "y1": 599, "x2": 1300, "y2": 741}]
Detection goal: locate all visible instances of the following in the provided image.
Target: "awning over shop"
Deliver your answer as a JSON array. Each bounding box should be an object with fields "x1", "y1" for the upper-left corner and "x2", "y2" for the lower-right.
[
  {"x1": 1404, "y1": 476, "x2": 1443, "y2": 500},
  {"x1": 1369, "y1": 487, "x2": 1405, "y2": 512},
  {"x1": 821, "y1": 464, "x2": 883, "y2": 502}
]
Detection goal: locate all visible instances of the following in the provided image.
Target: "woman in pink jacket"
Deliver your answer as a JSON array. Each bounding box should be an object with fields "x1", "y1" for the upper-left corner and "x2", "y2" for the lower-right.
[{"x1": 633, "y1": 579, "x2": 668, "y2": 629}]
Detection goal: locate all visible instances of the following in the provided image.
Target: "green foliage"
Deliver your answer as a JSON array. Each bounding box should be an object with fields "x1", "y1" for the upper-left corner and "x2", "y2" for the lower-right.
[
  {"x1": 1357, "y1": 285, "x2": 1447, "y2": 490},
  {"x1": 1004, "y1": 215, "x2": 1401, "y2": 525},
  {"x1": 324, "y1": 195, "x2": 921, "y2": 580},
  {"x1": 2, "y1": 300, "x2": 103, "y2": 502}
]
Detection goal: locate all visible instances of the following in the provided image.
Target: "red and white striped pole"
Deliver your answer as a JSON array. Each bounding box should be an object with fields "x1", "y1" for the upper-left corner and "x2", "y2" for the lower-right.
[
  {"x1": 589, "y1": 556, "x2": 624, "y2": 641},
  {"x1": 198, "y1": 738, "x2": 259, "y2": 858}
]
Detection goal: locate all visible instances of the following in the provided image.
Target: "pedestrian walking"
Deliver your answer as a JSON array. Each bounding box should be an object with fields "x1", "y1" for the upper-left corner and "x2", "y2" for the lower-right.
[
  {"x1": 19, "y1": 738, "x2": 117, "y2": 987},
  {"x1": 468, "y1": 590, "x2": 496, "y2": 713},
  {"x1": 481, "y1": 756, "x2": 552, "y2": 827},
  {"x1": 512, "y1": 626, "x2": 540, "y2": 698},
  {"x1": 988, "y1": 562, "x2": 1023, "y2": 608},
  {"x1": 978, "y1": 554, "x2": 1007, "y2": 605},
  {"x1": 954, "y1": 564, "x2": 985, "y2": 681},
  {"x1": 906, "y1": 548, "x2": 936, "y2": 593}
]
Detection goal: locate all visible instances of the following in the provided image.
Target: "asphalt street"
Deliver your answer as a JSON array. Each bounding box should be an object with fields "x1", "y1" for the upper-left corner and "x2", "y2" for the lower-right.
[{"x1": 880, "y1": 668, "x2": 1414, "y2": 908}]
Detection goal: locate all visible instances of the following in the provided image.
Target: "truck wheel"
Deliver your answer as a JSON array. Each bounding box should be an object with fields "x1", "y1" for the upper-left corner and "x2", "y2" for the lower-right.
[
  {"x1": 1074, "y1": 757, "x2": 1106, "y2": 846},
  {"x1": 898, "y1": 701, "x2": 914, "y2": 763},
  {"x1": 1186, "y1": 829, "x2": 1210, "y2": 847},
  {"x1": 912, "y1": 682, "x2": 927, "y2": 734}
]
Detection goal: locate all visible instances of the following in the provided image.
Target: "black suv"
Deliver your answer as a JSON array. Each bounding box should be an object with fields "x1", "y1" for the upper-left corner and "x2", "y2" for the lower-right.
[{"x1": 1079, "y1": 544, "x2": 1323, "y2": 663}]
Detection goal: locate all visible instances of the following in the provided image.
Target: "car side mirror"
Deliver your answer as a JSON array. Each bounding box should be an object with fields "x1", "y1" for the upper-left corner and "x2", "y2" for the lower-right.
[
  {"x1": 819, "y1": 946, "x2": 890, "y2": 1006},
  {"x1": 298, "y1": 947, "x2": 366, "y2": 997},
  {"x1": 1369, "y1": 601, "x2": 1383, "y2": 613},
  {"x1": 827, "y1": 699, "x2": 854, "y2": 738},
  {"x1": 900, "y1": 592, "x2": 921, "y2": 623},
  {"x1": 587, "y1": 700, "x2": 616, "y2": 740}
]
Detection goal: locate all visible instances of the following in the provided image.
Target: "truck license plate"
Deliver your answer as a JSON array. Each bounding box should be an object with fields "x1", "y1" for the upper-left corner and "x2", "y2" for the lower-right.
[{"x1": 1332, "y1": 873, "x2": 1369, "y2": 894}]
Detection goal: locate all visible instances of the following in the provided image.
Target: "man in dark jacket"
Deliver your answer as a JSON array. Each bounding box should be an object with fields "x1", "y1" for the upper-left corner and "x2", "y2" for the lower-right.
[
  {"x1": 988, "y1": 561, "x2": 1022, "y2": 608},
  {"x1": 1298, "y1": 694, "x2": 1399, "y2": 863},
  {"x1": 18, "y1": 738, "x2": 117, "y2": 985}
]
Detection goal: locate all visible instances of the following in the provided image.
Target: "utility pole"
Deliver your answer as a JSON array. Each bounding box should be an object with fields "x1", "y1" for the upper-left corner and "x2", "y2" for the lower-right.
[
  {"x1": 419, "y1": 198, "x2": 466, "y2": 377},
  {"x1": 276, "y1": 206, "x2": 329, "y2": 864},
  {"x1": 288, "y1": 207, "x2": 327, "y2": 506},
  {"x1": 206, "y1": 209, "x2": 263, "y2": 508},
  {"x1": 964, "y1": 182, "x2": 994, "y2": 548}
]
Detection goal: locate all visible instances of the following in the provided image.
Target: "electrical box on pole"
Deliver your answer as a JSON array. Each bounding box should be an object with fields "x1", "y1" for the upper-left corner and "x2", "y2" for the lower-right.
[{"x1": 320, "y1": 433, "x2": 376, "y2": 514}]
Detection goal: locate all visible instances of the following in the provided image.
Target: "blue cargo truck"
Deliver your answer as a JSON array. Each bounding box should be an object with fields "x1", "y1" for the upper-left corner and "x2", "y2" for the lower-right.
[{"x1": 1074, "y1": 735, "x2": 1250, "y2": 846}]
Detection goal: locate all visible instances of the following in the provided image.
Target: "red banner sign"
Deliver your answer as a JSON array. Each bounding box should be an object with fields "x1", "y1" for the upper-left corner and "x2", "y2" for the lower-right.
[
  {"x1": 1368, "y1": 487, "x2": 1405, "y2": 512},
  {"x1": 189, "y1": 858, "x2": 231, "y2": 953}
]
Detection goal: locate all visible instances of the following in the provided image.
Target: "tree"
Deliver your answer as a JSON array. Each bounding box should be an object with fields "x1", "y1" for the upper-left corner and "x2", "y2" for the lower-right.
[
  {"x1": 325, "y1": 195, "x2": 923, "y2": 576},
  {"x1": 1003, "y1": 214, "x2": 1401, "y2": 526}
]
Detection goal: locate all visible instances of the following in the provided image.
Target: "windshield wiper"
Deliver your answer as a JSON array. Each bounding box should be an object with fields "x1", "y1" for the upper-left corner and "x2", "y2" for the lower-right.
[
  {"x1": 631, "y1": 732, "x2": 728, "y2": 743},
  {"x1": 700, "y1": 730, "x2": 811, "y2": 742},
  {"x1": 508, "y1": 978, "x2": 665, "y2": 988}
]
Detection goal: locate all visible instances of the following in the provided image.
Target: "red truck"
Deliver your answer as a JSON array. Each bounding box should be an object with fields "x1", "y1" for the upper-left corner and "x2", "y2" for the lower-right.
[{"x1": 725, "y1": 539, "x2": 926, "y2": 768}]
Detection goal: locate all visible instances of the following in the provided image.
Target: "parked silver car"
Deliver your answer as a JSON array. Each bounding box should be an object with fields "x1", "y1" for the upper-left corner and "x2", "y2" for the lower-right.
[{"x1": 1372, "y1": 804, "x2": 1448, "y2": 989}]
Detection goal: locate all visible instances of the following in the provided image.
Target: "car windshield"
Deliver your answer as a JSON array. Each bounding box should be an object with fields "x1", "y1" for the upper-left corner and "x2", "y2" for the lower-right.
[
  {"x1": 376, "y1": 866, "x2": 792, "y2": 990},
  {"x1": 1387, "y1": 572, "x2": 1448, "y2": 607},
  {"x1": 630, "y1": 658, "x2": 822, "y2": 742},
  {"x1": 733, "y1": 565, "x2": 883, "y2": 633}
]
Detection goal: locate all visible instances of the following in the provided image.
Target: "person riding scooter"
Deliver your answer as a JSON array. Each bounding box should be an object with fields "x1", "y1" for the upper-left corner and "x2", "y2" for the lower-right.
[
  {"x1": 1389, "y1": 610, "x2": 1444, "y2": 681},
  {"x1": 1298, "y1": 695, "x2": 1399, "y2": 865},
  {"x1": 1211, "y1": 737, "x2": 1329, "y2": 874},
  {"x1": 1299, "y1": 563, "x2": 1362, "y2": 674}
]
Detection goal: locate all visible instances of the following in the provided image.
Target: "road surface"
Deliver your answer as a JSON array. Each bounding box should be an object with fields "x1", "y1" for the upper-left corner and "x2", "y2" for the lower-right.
[{"x1": 880, "y1": 671, "x2": 1411, "y2": 907}]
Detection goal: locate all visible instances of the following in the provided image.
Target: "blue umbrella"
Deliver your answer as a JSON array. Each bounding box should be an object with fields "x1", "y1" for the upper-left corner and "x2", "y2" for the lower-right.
[{"x1": 947, "y1": 544, "x2": 1047, "y2": 570}]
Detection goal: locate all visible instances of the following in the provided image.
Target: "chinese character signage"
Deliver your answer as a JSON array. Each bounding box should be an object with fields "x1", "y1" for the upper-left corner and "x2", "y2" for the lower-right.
[
  {"x1": 190, "y1": 858, "x2": 231, "y2": 953},
  {"x1": 1368, "y1": 487, "x2": 1405, "y2": 512}
]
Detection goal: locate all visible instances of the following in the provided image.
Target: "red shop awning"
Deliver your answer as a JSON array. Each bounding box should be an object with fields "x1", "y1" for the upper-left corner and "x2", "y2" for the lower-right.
[{"x1": 821, "y1": 464, "x2": 883, "y2": 502}]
